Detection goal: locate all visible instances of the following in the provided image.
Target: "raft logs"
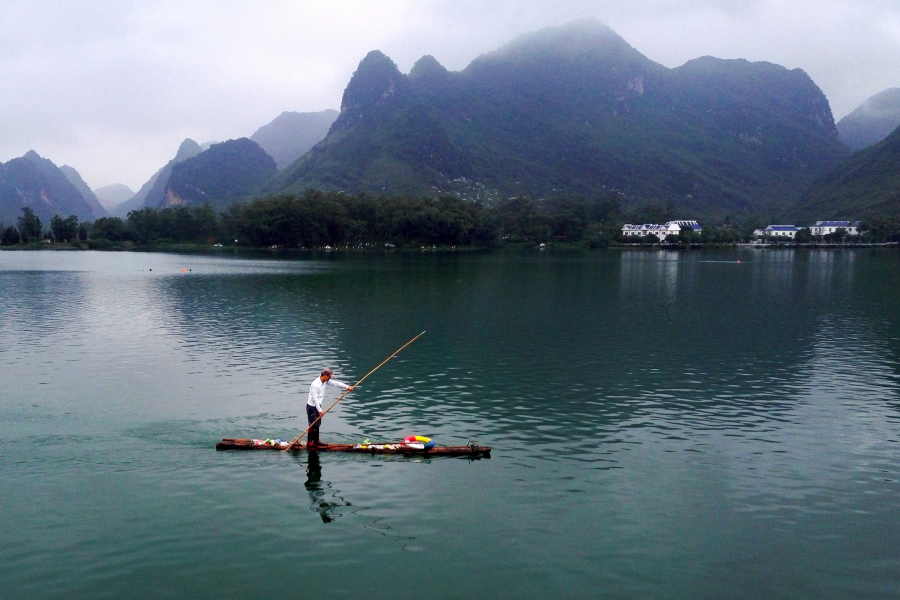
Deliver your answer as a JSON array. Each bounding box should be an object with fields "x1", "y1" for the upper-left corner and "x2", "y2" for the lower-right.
[{"x1": 216, "y1": 438, "x2": 490, "y2": 457}]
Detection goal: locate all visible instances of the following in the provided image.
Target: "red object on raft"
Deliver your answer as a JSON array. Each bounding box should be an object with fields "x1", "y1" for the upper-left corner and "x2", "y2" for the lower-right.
[{"x1": 215, "y1": 438, "x2": 491, "y2": 457}]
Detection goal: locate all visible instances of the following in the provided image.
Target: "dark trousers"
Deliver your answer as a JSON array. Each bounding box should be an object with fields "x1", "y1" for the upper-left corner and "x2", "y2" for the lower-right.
[{"x1": 306, "y1": 404, "x2": 322, "y2": 444}]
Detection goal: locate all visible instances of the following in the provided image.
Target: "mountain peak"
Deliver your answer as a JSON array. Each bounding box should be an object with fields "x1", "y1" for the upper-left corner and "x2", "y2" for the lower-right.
[
  {"x1": 175, "y1": 138, "x2": 203, "y2": 162},
  {"x1": 463, "y1": 18, "x2": 661, "y2": 98},
  {"x1": 469, "y1": 18, "x2": 636, "y2": 67},
  {"x1": 409, "y1": 55, "x2": 449, "y2": 80},
  {"x1": 93, "y1": 183, "x2": 135, "y2": 211},
  {"x1": 342, "y1": 51, "x2": 406, "y2": 104},
  {"x1": 854, "y1": 88, "x2": 900, "y2": 112},
  {"x1": 837, "y1": 88, "x2": 900, "y2": 150},
  {"x1": 250, "y1": 109, "x2": 339, "y2": 169},
  {"x1": 111, "y1": 138, "x2": 204, "y2": 216},
  {"x1": 0, "y1": 151, "x2": 101, "y2": 224},
  {"x1": 335, "y1": 51, "x2": 408, "y2": 129},
  {"x1": 22, "y1": 150, "x2": 43, "y2": 163}
]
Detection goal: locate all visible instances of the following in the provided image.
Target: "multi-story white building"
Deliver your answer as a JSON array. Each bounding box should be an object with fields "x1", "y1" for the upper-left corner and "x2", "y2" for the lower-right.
[
  {"x1": 621, "y1": 220, "x2": 702, "y2": 238},
  {"x1": 809, "y1": 221, "x2": 860, "y2": 236},
  {"x1": 753, "y1": 225, "x2": 801, "y2": 239}
]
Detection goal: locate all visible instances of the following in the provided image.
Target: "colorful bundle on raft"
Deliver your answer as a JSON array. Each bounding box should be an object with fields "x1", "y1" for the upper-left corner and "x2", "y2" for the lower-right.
[
  {"x1": 253, "y1": 439, "x2": 289, "y2": 447},
  {"x1": 403, "y1": 435, "x2": 434, "y2": 450},
  {"x1": 352, "y1": 436, "x2": 434, "y2": 450}
]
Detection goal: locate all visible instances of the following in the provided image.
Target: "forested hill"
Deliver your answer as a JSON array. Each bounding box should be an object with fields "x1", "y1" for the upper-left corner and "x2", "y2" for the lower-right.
[
  {"x1": 792, "y1": 123, "x2": 900, "y2": 220},
  {"x1": 0, "y1": 151, "x2": 102, "y2": 225},
  {"x1": 270, "y1": 19, "x2": 847, "y2": 220},
  {"x1": 162, "y1": 138, "x2": 277, "y2": 212}
]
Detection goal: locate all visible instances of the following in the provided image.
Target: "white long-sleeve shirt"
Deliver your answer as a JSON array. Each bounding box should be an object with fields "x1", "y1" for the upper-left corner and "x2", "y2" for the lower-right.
[{"x1": 307, "y1": 376, "x2": 349, "y2": 412}]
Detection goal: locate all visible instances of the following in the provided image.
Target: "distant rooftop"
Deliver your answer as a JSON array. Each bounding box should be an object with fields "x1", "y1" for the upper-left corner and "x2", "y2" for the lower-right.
[
  {"x1": 814, "y1": 221, "x2": 860, "y2": 227},
  {"x1": 621, "y1": 220, "x2": 702, "y2": 230}
]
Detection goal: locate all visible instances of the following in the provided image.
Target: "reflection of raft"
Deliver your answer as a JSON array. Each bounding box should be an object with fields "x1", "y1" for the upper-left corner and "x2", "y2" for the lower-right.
[{"x1": 216, "y1": 438, "x2": 490, "y2": 457}]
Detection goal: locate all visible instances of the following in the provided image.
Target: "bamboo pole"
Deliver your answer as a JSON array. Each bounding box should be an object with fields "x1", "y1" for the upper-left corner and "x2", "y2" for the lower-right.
[{"x1": 282, "y1": 331, "x2": 426, "y2": 450}]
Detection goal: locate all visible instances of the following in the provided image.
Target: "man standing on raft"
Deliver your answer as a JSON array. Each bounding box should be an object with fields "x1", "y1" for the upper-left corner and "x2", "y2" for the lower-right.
[{"x1": 306, "y1": 368, "x2": 354, "y2": 447}]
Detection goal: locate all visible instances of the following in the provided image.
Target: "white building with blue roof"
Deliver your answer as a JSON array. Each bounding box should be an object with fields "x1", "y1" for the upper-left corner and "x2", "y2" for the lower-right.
[
  {"x1": 621, "y1": 220, "x2": 702, "y2": 238},
  {"x1": 754, "y1": 225, "x2": 802, "y2": 239},
  {"x1": 809, "y1": 221, "x2": 860, "y2": 236}
]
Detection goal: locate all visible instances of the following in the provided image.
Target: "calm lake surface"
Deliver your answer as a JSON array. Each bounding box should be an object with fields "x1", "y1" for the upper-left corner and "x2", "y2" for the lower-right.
[{"x1": 1, "y1": 248, "x2": 899, "y2": 599}]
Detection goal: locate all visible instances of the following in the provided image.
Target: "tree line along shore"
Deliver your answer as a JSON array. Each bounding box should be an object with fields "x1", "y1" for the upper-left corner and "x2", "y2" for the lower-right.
[{"x1": 2, "y1": 190, "x2": 900, "y2": 250}]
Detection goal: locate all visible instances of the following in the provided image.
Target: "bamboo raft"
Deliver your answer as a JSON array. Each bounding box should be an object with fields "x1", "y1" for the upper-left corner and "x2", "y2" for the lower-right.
[{"x1": 216, "y1": 438, "x2": 491, "y2": 457}]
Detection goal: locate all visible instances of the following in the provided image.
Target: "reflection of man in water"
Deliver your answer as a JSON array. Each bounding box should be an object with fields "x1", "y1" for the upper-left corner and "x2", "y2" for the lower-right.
[{"x1": 304, "y1": 452, "x2": 349, "y2": 523}]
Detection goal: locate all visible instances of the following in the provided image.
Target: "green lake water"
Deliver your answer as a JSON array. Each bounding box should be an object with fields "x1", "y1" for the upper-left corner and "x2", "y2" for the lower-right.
[{"x1": 1, "y1": 248, "x2": 899, "y2": 599}]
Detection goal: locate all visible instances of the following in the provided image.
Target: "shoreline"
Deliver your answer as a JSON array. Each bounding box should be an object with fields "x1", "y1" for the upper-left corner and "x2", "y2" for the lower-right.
[{"x1": 2, "y1": 240, "x2": 897, "y2": 254}]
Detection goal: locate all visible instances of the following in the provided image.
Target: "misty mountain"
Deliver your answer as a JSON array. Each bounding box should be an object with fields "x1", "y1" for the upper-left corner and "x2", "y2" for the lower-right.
[
  {"x1": 0, "y1": 150, "x2": 102, "y2": 225},
  {"x1": 250, "y1": 109, "x2": 339, "y2": 169},
  {"x1": 161, "y1": 138, "x2": 277, "y2": 211},
  {"x1": 112, "y1": 139, "x2": 203, "y2": 217},
  {"x1": 60, "y1": 164, "x2": 108, "y2": 217},
  {"x1": 836, "y1": 88, "x2": 900, "y2": 151},
  {"x1": 793, "y1": 123, "x2": 900, "y2": 220},
  {"x1": 93, "y1": 183, "x2": 135, "y2": 211},
  {"x1": 270, "y1": 19, "x2": 847, "y2": 219}
]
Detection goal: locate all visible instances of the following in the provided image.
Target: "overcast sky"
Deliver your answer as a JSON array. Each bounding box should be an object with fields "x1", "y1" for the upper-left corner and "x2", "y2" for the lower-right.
[{"x1": 2, "y1": 0, "x2": 898, "y2": 191}]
